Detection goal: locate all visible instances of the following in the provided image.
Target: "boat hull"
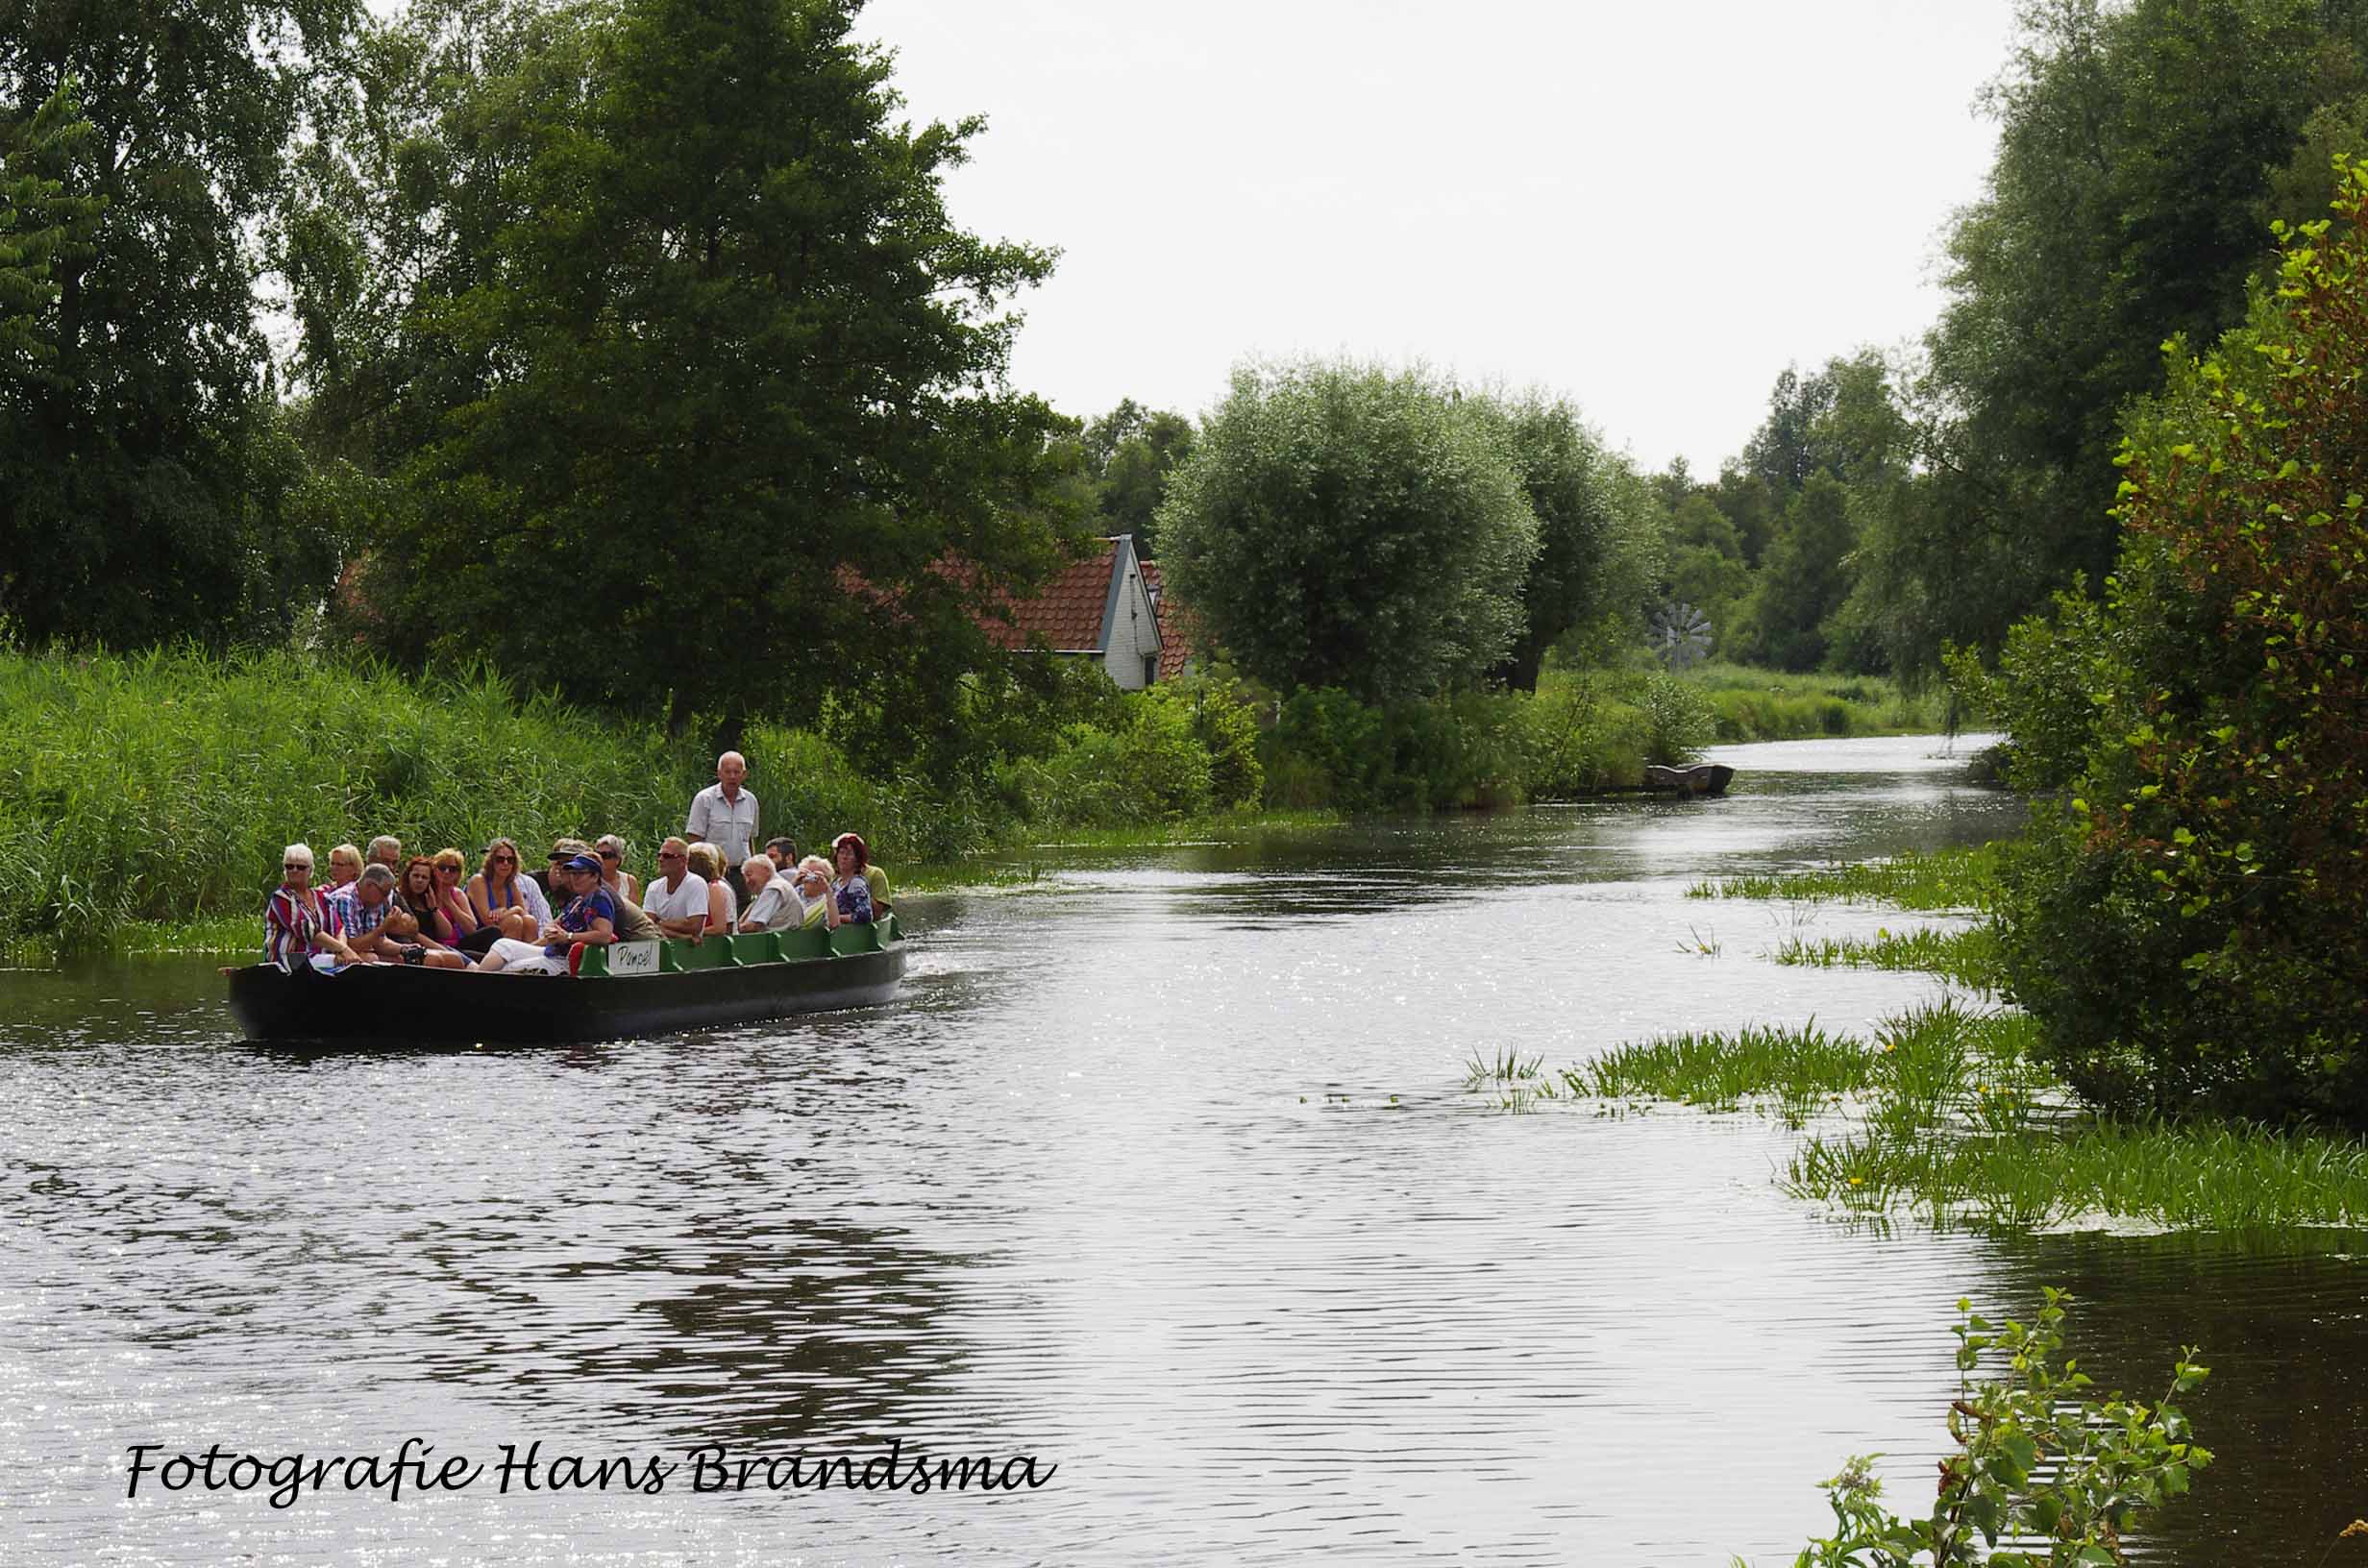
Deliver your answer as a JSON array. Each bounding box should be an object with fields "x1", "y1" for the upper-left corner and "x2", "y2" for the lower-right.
[
  {"x1": 1642, "y1": 762, "x2": 1737, "y2": 797},
  {"x1": 225, "y1": 943, "x2": 907, "y2": 1045}
]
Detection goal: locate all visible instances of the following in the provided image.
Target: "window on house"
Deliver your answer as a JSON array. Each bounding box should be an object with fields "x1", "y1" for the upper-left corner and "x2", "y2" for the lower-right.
[{"x1": 1143, "y1": 655, "x2": 1157, "y2": 687}]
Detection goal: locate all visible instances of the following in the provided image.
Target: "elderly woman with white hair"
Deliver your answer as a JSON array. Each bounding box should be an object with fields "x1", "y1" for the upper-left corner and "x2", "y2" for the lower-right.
[{"x1": 261, "y1": 844, "x2": 361, "y2": 972}]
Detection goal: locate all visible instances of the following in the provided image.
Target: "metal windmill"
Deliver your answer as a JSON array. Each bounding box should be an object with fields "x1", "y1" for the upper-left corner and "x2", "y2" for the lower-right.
[{"x1": 1650, "y1": 600, "x2": 1713, "y2": 672}]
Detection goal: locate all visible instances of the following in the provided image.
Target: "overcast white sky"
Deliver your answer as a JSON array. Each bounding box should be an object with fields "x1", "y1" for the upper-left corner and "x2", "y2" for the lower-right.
[{"x1": 855, "y1": 0, "x2": 2025, "y2": 476}]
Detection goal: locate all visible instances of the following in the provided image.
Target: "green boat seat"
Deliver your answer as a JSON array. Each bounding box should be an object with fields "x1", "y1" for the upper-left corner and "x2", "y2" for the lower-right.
[
  {"x1": 828, "y1": 921, "x2": 883, "y2": 957},
  {"x1": 729, "y1": 932, "x2": 783, "y2": 966},
  {"x1": 660, "y1": 936, "x2": 742, "y2": 972},
  {"x1": 777, "y1": 924, "x2": 831, "y2": 961}
]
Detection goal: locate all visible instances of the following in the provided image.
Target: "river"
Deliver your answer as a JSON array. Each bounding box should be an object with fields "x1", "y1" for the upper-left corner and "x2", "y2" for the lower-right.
[{"x1": 1, "y1": 734, "x2": 2358, "y2": 1565}]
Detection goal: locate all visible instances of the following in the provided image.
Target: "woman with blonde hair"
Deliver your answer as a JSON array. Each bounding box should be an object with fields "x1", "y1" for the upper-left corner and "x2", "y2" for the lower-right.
[
  {"x1": 467, "y1": 837, "x2": 546, "y2": 943},
  {"x1": 684, "y1": 843, "x2": 737, "y2": 935}
]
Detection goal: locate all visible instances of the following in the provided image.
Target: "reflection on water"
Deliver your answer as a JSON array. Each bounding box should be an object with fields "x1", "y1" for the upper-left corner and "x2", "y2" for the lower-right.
[{"x1": 0, "y1": 735, "x2": 2358, "y2": 1564}]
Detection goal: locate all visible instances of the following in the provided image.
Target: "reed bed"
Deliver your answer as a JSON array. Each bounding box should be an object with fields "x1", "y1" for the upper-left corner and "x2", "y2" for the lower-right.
[
  {"x1": 1677, "y1": 662, "x2": 1963, "y2": 743},
  {"x1": 0, "y1": 647, "x2": 976, "y2": 956},
  {"x1": 1687, "y1": 843, "x2": 2005, "y2": 911}
]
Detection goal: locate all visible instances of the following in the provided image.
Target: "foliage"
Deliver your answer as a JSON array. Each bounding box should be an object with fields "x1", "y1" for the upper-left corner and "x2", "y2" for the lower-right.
[
  {"x1": 1080, "y1": 398, "x2": 1196, "y2": 556},
  {"x1": 0, "y1": 0, "x2": 357, "y2": 648},
  {"x1": 0, "y1": 645, "x2": 1266, "y2": 954},
  {"x1": 1466, "y1": 391, "x2": 1643, "y2": 690},
  {"x1": 1677, "y1": 662, "x2": 1962, "y2": 743},
  {"x1": 1778, "y1": 1291, "x2": 2208, "y2": 1568},
  {"x1": 0, "y1": 75, "x2": 95, "y2": 374},
  {"x1": 1995, "y1": 166, "x2": 2368, "y2": 1126},
  {"x1": 1689, "y1": 844, "x2": 2006, "y2": 912},
  {"x1": 1156, "y1": 359, "x2": 1541, "y2": 702},
  {"x1": 298, "y1": 0, "x2": 1084, "y2": 760},
  {"x1": 1897, "y1": 0, "x2": 2368, "y2": 668}
]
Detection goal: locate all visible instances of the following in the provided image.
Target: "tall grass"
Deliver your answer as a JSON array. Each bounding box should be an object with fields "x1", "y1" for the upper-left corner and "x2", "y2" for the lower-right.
[
  {"x1": 1688, "y1": 844, "x2": 2005, "y2": 911},
  {"x1": 0, "y1": 647, "x2": 983, "y2": 955},
  {"x1": 1542, "y1": 995, "x2": 2368, "y2": 1232},
  {"x1": 1769, "y1": 925, "x2": 2005, "y2": 991},
  {"x1": 1675, "y1": 661, "x2": 1966, "y2": 743}
]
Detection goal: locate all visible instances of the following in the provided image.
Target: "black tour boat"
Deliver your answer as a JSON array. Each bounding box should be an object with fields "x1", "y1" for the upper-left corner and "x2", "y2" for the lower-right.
[{"x1": 225, "y1": 918, "x2": 906, "y2": 1044}]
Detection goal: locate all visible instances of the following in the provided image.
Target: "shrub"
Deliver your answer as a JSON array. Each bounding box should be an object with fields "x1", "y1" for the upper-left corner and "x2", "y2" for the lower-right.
[{"x1": 1995, "y1": 167, "x2": 2368, "y2": 1125}]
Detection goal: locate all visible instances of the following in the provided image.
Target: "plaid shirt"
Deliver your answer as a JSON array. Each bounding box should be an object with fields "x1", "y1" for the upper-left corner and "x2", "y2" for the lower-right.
[{"x1": 321, "y1": 885, "x2": 385, "y2": 942}]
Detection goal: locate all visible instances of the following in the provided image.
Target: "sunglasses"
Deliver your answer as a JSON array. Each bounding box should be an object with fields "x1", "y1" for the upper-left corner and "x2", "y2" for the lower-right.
[
  {"x1": 491, "y1": 853, "x2": 516, "y2": 865},
  {"x1": 284, "y1": 862, "x2": 309, "y2": 871},
  {"x1": 658, "y1": 850, "x2": 685, "y2": 861},
  {"x1": 599, "y1": 849, "x2": 620, "y2": 862}
]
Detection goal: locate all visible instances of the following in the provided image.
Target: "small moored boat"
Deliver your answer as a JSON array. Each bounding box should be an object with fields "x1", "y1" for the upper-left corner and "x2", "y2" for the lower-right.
[
  {"x1": 226, "y1": 919, "x2": 907, "y2": 1045},
  {"x1": 1642, "y1": 762, "x2": 1737, "y2": 797}
]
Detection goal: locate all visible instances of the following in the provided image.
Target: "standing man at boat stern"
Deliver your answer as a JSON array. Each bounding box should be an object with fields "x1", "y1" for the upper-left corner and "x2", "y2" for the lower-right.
[{"x1": 686, "y1": 750, "x2": 759, "y2": 904}]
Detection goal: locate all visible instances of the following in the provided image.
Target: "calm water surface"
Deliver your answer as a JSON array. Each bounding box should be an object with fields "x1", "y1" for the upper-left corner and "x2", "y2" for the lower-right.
[{"x1": 2, "y1": 734, "x2": 2359, "y2": 1565}]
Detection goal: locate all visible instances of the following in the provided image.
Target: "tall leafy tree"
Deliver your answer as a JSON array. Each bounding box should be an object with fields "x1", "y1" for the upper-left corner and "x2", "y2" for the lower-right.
[
  {"x1": 1080, "y1": 397, "x2": 1194, "y2": 556},
  {"x1": 1157, "y1": 361, "x2": 1540, "y2": 702},
  {"x1": 1470, "y1": 391, "x2": 1640, "y2": 691},
  {"x1": 0, "y1": 0, "x2": 356, "y2": 646},
  {"x1": 1910, "y1": 0, "x2": 2368, "y2": 664},
  {"x1": 310, "y1": 0, "x2": 1083, "y2": 752},
  {"x1": 0, "y1": 78, "x2": 96, "y2": 378}
]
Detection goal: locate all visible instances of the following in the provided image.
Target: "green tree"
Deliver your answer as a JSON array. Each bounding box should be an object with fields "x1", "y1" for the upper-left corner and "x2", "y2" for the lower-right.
[
  {"x1": 0, "y1": 0, "x2": 356, "y2": 646},
  {"x1": 1996, "y1": 169, "x2": 2368, "y2": 1125},
  {"x1": 1081, "y1": 398, "x2": 1195, "y2": 556},
  {"x1": 1906, "y1": 0, "x2": 2368, "y2": 665},
  {"x1": 1156, "y1": 360, "x2": 1541, "y2": 702},
  {"x1": 0, "y1": 77, "x2": 96, "y2": 377},
  {"x1": 1471, "y1": 391, "x2": 1638, "y2": 691},
  {"x1": 309, "y1": 0, "x2": 1083, "y2": 756}
]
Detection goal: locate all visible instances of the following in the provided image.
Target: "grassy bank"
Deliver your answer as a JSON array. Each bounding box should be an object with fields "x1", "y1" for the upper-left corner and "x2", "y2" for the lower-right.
[
  {"x1": 1674, "y1": 661, "x2": 1966, "y2": 743},
  {"x1": 0, "y1": 647, "x2": 1567, "y2": 960}
]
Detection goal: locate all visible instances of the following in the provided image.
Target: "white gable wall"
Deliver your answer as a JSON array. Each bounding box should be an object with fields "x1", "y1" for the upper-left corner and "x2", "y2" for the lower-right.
[{"x1": 1098, "y1": 538, "x2": 1164, "y2": 690}]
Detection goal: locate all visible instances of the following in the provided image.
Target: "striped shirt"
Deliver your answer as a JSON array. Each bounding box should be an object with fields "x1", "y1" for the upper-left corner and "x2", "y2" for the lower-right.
[{"x1": 263, "y1": 885, "x2": 327, "y2": 971}]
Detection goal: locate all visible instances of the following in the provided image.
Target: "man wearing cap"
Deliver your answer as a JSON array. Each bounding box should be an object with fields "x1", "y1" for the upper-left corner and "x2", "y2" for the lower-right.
[
  {"x1": 534, "y1": 838, "x2": 592, "y2": 905},
  {"x1": 475, "y1": 853, "x2": 617, "y2": 973},
  {"x1": 685, "y1": 752, "x2": 758, "y2": 900}
]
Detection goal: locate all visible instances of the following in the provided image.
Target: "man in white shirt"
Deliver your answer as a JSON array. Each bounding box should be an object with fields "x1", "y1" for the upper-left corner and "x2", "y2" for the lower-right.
[
  {"x1": 643, "y1": 837, "x2": 711, "y2": 939},
  {"x1": 685, "y1": 752, "x2": 759, "y2": 889}
]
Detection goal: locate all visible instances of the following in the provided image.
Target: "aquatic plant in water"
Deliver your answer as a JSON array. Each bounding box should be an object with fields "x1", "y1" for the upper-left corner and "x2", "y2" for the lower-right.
[{"x1": 1766, "y1": 1288, "x2": 2208, "y2": 1567}]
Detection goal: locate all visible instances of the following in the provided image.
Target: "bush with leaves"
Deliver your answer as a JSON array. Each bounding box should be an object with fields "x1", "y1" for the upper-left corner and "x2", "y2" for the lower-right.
[
  {"x1": 1776, "y1": 1289, "x2": 2208, "y2": 1568},
  {"x1": 1994, "y1": 163, "x2": 2368, "y2": 1124}
]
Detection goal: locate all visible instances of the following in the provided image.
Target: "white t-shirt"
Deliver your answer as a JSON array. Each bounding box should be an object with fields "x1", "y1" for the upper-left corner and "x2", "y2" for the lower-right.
[{"x1": 645, "y1": 872, "x2": 709, "y2": 923}]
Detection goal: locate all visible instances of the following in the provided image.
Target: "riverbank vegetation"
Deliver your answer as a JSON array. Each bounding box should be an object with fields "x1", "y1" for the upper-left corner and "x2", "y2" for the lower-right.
[
  {"x1": 1542, "y1": 1000, "x2": 2368, "y2": 1234},
  {"x1": 0, "y1": 644, "x2": 1743, "y2": 959},
  {"x1": 1768, "y1": 1290, "x2": 2211, "y2": 1568}
]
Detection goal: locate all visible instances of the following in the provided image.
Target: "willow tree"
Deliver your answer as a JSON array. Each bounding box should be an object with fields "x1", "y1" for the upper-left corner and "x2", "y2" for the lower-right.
[{"x1": 1156, "y1": 361, "x2": 1540, "y2": 703}]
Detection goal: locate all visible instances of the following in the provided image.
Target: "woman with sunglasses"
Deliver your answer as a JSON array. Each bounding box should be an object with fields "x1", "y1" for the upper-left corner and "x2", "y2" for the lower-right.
[
  {"x1": 467, "y1": 838, "x2": 548, "y2": 943},
  {"x1": 261, "y1": 844, "x2": 360, "y2": 972},
  {"x1": 430, "y1": 849, "x2": 482, "y2": 938},
  {"x1": 595, "y1": 834, "x2": 639, "y2": 904}
]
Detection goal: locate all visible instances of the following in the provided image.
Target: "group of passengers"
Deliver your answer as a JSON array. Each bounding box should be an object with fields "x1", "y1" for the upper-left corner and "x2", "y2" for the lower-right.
[{"x1": 259, "y1": 751, "x2": 891, "y2": 977}]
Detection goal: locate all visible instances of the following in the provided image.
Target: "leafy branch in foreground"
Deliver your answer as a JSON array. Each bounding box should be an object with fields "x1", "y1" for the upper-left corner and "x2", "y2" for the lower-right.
[{"x1": 1768, "y1": 1289, "x2": 2208, "y2": 1567}]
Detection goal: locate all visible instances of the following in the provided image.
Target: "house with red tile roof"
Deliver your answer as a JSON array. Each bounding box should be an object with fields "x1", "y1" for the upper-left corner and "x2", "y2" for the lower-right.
[
  {"x1": 1136, "y1": 561, "x2": 1199, "y2": 683},
  {"x1": 979, "y1": 535, "x2": 1174, "y2": 689}
]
